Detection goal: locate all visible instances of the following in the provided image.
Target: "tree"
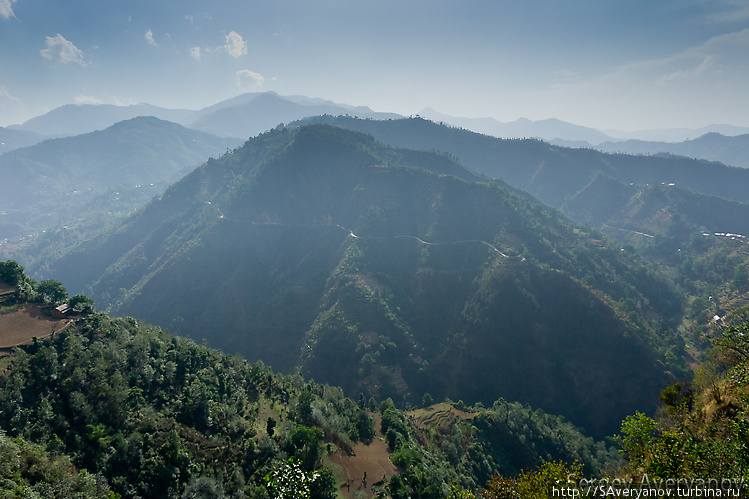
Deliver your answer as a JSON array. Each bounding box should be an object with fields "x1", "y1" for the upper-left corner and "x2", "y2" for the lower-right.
[
  {"x1": 69, "y1": 294, "x2": 95, "y2": 313},
  {"x1": 0, "y1": 260, "x2": 24, "y2": 285},
  {"x1": 266, "y1": 416, "x2": 277, "y2": 437},
  {"x1": 422, "y1": 393, "x2": 433, "y2": 407},
  {"x1": 483, "y1": 461, "x2": 583, "y2": 499},
  {"x1": 705, "y1": 306, "x2": 749, "y2": 367},
  {"x1": 289, "y1": 426, "x2": 323, "y2": 471},
  {"x1": 296, "y1": 389, "x2": 314, "y2": 425},
  {"x1": 615, "y1": 411, "x2": 656, "y2": 463},
  {"x1": 36, "y1": 279, "x2": 68, "y2": 305},
  {"x1": 310, "y1": 467, "x2": 336, "y2": 499},
  {"x1": 353, "y1": 410, "x2": 375, "y2": 443}
]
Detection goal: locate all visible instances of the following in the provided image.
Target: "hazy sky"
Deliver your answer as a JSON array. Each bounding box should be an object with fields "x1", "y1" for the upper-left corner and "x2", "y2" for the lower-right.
[{"x1": 1, "y1": 0, "x2": 748, "y2": 130}]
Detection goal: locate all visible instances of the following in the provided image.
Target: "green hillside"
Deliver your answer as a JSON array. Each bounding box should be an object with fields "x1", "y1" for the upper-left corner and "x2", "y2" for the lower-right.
[
  {"x1": 40, "y1": 125, "x2": 687, "y2": 438},
  {"x1": 0, "y1": 264, "x2": 620, "y2": 498}
]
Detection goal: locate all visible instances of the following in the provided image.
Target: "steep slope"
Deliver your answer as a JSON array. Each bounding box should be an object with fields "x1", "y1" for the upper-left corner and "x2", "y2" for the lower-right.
[
  {"x1": 45, "y1": 125, "x2": 684, "y2": 437},
  {"x1": 563, "y1": 177, "x2": 749, "y2": 242},
  {"x1": 0, "y1": 117, "x2": 240, "y2": 240}
]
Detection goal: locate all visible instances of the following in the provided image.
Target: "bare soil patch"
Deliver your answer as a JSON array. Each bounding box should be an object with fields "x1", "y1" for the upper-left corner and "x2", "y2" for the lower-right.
[
  {"x1": 0, "y1": 304, "x2": 71, "y2": 349},
  {"x1": 327, "y1": 437, "x2": 397, "y2": 498},
  {"x1": 0, "y1": 282, "x2": 14, "y2": 296},
  {"x1": 326, "y1": 413, "x2": 398, "y2": 498}
]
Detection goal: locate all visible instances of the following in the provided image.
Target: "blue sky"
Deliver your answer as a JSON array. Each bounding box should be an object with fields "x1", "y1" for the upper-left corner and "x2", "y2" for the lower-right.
[{"x1": 1, "y1": 0, "x2": 748, "y2": 130}]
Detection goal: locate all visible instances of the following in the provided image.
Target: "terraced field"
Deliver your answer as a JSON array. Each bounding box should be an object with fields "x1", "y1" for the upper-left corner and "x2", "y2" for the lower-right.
[{"x1": 408, "y1": 402, "x2": 474, "y2": 431}]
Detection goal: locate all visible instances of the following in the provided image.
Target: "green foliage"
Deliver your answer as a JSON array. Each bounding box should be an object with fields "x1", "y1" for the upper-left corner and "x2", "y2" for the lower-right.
[
  {"x1": 35, "y1": 279, "x2": 68, "y2": 304},
  {"x1": 309, "y1": 467, "x2": 336, "y2": 499},
  {"x1": 0, "y1": 312, "x2": 368, "y2": 498},
  {"x1": 69, "y1": 293, "x2": 95, "y2": 313},
  {"x1": 615, "y1": 412, "x2": 657, "y2": 462},
  {"x1": 731, "y1": 266, "x2": 749, "y2": 293},
  {"x1": 353, "y1": 409, "x2": 375, "y2": 444},
  {"x1": 296, "y1": 389, "x2": 315, "y2": 426},
  {"x1": 483, "y1": 460, "x2": 584, "y2": 499},
  {"x1": 287, "y1": 426, "x2": 323, "y2": 471},
  {"x1": 0, "y1": 430, "x2": 113, "y2": 498},
  {"x1": 612, "y1": 306, "x2": 749, "y2": 482},
  {"x1": 705, "y1": 305, "x2": 749, "y2": 366},
  {"x1": 0, "y1": 260, "x2": 24, "y2": 285},
  {"x1": 422, "y1": 392, "x2": 434, "y2": 407}
]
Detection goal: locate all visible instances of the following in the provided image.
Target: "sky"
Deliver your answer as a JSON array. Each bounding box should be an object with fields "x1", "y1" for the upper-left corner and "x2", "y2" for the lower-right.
[{"x1": 1, "y1": 0, "x2": 748, "y2": 131}]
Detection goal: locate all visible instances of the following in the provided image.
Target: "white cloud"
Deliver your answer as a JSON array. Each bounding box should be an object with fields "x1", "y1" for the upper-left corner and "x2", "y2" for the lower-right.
[
  {"x1": 0, "y1": 0, "x2": 15, "y2": 20},
  {"x1": 0, "y1": 85, "x2": 19, "y2": 105},
  {"x1": 704, "y1": 0, "x2": 749, "y2": 24},
  {"x1": 74, "y1": 95, "x2": 136, "y2": 106},
  {"x1": 189, "y1": 46, "x2": 202, "y2": 60},
  {"x1": 145, "y1": 29, "x2": 157, "y2": 46},
  {"x1": 656, "y1": 55, "x2": 717, "y2": 86},
  {"x1": 236, "y1": 70, "x2": 265, "y2": 92},
  {"x1": 520, "y1": 28, "x2": 749, "y2": 129},
  {"x1": 40, "y1": 34, "x2": 86, "y2": 66},
  {"x1": 74, "y1": 95, "x2": 105, "y2": 105},
  {"x1": 224, "y1": 31, "x2": 247, "y2": 57},
  {"x1": 553, "y1": 69, "x2": 580, "y2": 82}
]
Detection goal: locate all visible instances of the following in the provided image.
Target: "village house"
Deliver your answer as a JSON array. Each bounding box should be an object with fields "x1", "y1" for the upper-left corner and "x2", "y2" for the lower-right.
[{"x1": 52, "y1": 303, "x2": 72, "y2": 318}]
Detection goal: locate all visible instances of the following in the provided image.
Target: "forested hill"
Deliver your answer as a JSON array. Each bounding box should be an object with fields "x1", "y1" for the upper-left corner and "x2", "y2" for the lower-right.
[
  {"x1": 5, "y1": 266, "x2": 749, "y2": 496},
  {"x1": 292, "y1": 116, "x2": 749, "y2": 207},
  {"x1": 0, "y1": 269, "x2": 621, "y2": 498},
  {"x1": 40, "y1": 124, "x2": 687, "y2": 439}
]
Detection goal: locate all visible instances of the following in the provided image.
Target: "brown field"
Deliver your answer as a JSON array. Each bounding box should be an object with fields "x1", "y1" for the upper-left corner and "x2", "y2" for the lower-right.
[
  {"x1": 328, "y1": 438, "x2": 397, "y2": 498},
  {"x1": 327, "y1": 414, "x2": 398, "y2": 498},
  {"x1": 0, "y1": 304, "x2": 71, "y2": 350}
]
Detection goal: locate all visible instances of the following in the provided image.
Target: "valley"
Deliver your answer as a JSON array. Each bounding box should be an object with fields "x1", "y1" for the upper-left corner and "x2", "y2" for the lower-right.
[{"x1": 1, "y1": 98, "x2": 749, "y2": 498}]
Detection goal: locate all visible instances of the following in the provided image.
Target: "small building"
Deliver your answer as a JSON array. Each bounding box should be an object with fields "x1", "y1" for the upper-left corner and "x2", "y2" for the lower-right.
[{"x1": 52, "y1": 304, "x2": 72, "y2": 319}]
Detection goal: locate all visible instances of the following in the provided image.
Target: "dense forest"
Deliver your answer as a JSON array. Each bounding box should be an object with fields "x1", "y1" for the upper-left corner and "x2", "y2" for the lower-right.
[
  {"x1": 0, "y1": 262, "x2": 627, "y2": 498},
  {"x1": 3, "y1": 261, "x2": 749, "y2": 497}
]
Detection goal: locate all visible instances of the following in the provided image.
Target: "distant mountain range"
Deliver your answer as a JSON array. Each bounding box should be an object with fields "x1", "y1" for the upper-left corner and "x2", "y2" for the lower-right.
[
  {"x1": 7, "y1": 91, "x2": 401, "y2": 143},
  {"x1": 588, "y1": 132, "x2": 749, "y2": 168},
  {"x1": 419, "y1": 107, "x2": 613, "y2": 144},
  {"x1": 11, "y1": 103, "x2": 194, "y2": 138},
  {"x1": 0, "y1": 117, "x2": 239, "y2": 240},
  {"x1": 7, "y1": 92, "x2": 749, "y2": 169},
  {"x1": 421, "y1": 107, "x2": 749, "y2": 144}
]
